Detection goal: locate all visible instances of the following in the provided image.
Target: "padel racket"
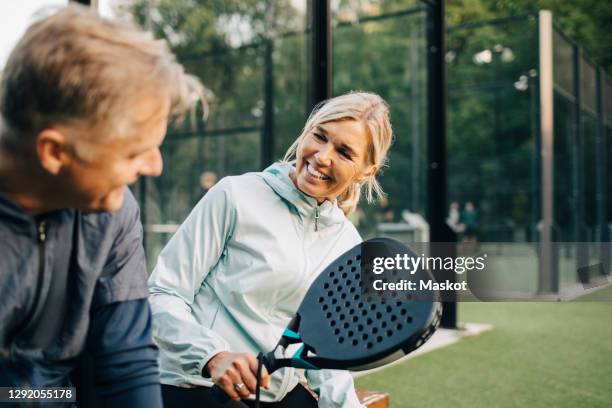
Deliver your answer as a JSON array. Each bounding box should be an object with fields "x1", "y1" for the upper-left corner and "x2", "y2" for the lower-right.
[{"x1": 213, "y1": 237, "x2": 441, "y2": 405}]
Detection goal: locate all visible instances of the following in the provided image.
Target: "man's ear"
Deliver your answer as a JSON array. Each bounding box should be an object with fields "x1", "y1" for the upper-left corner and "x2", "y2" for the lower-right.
[{"x1": 36, "y1": 129, "x2": 70, "y2": 175}]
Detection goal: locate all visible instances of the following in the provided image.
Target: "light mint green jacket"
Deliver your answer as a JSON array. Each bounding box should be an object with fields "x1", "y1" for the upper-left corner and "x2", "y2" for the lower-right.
[{"x1": 148, "y1": 163, "x2": 365, "y2": 407}]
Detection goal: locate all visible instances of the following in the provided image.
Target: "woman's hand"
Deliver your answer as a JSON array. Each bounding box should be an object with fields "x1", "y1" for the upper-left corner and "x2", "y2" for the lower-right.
[{"x1": 206, "y1": 351, "x2": 271, "y2": 400}]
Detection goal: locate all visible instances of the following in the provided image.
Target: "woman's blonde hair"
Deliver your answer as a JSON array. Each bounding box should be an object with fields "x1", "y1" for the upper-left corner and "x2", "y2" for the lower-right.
[{"x1": 283, "y1": 92, "x2": 393, "y2": 215}]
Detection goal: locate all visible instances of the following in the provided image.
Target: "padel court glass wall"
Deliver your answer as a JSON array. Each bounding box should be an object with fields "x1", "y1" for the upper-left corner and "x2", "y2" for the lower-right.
[
  {"x1": 131, "y1": 0, "x2": 431, "y2": 268},
  {"x1": 131, "y1": 0, "x2": 311, "y2": 266},
  {"x1": 447, "y1": 12, "x2": 611, "y2": 295},
  {"x1": 130, "y1": 3, "x2": 610, "y2": 297}
]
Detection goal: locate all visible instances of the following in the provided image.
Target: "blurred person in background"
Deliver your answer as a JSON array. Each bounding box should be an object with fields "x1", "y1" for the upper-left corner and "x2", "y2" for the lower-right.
[
  {"x1": 0, "y1": 5, "x2": 202, "y2": 407},
  {"x1": 446, "y1": 200, "x2": 465, "y2": 237},
  {"x1": 200, "y1": 170, "x2": 219, "y2": 195},
  {"x1": 461, "y1": 201, "x2": 479, "y2": 243}
]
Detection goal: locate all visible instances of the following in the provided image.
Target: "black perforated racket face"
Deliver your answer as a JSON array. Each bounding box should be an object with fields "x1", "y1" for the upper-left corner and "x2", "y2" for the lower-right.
[{"x1": 296, "y1": 238, "x2": 440, "y2": 369}]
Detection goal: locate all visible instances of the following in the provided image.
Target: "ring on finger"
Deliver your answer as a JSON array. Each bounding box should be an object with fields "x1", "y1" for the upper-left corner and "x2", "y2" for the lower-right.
[{"x1": 233, "y1": 383, "x2": 245, "y2": 394}]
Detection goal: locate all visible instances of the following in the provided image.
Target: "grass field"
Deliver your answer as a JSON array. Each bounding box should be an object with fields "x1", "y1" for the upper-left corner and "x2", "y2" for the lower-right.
[{"x1": 355, "y1": 285, "x2": 612, "y2": 407}]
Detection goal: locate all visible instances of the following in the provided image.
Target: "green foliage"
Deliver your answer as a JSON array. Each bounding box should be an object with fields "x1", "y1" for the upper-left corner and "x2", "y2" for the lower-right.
[
  {"x1": 448, "y1": 0, "x2": 612, "y2": 71},
  {"x1": 125, "y1": 0, "x2": 302, "y2": 56}
]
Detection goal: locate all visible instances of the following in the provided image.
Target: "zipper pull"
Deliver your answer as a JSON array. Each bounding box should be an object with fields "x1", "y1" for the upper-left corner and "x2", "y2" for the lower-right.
[
  {"x1": 315, "y1": 206, "x2": 319, "y2": 232},
  {"x1": 38, "y1": 221, "x2": 47, "y2": 242}
]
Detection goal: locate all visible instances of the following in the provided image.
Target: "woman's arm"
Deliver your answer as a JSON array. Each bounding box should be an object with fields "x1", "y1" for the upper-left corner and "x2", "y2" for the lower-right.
[
  {"x1": 148, "y1": 179, "x2": 237, "y2": 379},
  {"x1": 149, "y1": 178, "x2": 271, "y2": 400}
]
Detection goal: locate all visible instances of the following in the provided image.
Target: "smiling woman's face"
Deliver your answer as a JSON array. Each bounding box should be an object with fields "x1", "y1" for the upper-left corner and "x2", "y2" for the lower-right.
[{"x1": 292, "y1": 119, "x2": 371, "y2": 204}]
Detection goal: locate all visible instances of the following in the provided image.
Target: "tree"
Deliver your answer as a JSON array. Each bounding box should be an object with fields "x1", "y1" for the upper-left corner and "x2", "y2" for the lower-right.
[{"x1": 448, "y1": 0, "x2": 612, "y2": 71}]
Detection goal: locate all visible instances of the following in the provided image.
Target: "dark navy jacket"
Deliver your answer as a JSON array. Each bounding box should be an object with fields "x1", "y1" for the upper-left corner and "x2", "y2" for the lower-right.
[{"x1": 0, "y1": 188, "x2": 162, "y2": 407}]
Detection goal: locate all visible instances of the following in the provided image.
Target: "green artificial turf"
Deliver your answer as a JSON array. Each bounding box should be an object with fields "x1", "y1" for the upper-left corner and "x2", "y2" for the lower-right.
[{"x1": 355, "y1": 294, "x2": 612, "y2": 407}]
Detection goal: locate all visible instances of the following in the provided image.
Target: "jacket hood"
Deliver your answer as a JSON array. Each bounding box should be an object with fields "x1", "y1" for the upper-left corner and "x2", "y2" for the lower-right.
[{"x1": 260, "y1": 162, "x2": 346, "y2": 228}]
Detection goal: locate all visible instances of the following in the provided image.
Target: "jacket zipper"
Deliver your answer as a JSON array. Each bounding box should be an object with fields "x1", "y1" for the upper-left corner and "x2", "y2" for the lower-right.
[
  {"x1": 278, "y1": 205, "x2": 315, "y2": 401},
  {"x1": 38, "y1": 221, "x2": 47, "y2": 291},
  {"x1": 39, "y1": 220, "x2": 47, "y2": 243}
]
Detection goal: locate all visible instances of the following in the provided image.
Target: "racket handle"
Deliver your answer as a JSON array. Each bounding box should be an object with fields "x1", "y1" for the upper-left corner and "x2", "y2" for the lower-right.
[{"x1": 211, "y1": 384, "x2": 250, "y2": 407}]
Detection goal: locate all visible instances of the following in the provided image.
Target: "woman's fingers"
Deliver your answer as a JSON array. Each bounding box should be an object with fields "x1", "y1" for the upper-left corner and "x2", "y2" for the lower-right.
[
  {"x1": 232, "y1": 355, "x2": 258, "y2": 395},
  {"x1": 210, "y1": 352, "x2": 246, "y2": 400},
  {"x1": 209, "y1": 351, "x2": 268, "y2": 400},
  {"x1": 215, "y1": 369, "x2": 242, "y2": 400}
]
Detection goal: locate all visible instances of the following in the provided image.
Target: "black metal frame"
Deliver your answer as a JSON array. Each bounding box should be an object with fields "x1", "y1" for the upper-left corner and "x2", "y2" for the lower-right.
[
  {"x1": 309, "y1": 0, "x2": 332, "y2": 109},
  {"x1": 573, "y1": 45, "x2": 590, "y2": 272},
  {"x1": 262, "y1": 40, "x2": 275, "y2": 168},
  {"x1": 596, "y1": 70, "x2": 610, "y2": 274},
  {"x1": 424, "y1": 0, "x2": 456, "y2": 328}
]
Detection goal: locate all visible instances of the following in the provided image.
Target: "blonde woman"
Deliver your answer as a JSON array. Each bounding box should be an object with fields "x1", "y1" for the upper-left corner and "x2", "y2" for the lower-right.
[{"x1": 149, "y1": 92, "x2": 394, "y2": 407}]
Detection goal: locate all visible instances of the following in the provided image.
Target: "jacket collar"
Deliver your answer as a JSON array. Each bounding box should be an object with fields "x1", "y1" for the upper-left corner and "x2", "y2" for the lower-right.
[
  {"x1": 0, "y1": 191, "x2": 69, "y2": 230},
  {"x1": 260, "y1": 162, "x2": 346, "y2": 228}
]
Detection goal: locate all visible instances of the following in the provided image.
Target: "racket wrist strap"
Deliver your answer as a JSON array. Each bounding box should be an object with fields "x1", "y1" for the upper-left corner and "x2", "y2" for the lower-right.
[{"x1": 255, "y1": 352, "x2": 264, "y2": 408}]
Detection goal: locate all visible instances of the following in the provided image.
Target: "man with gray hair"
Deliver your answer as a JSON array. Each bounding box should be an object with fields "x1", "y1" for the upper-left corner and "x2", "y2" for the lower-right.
[{"x1": 0, "y1": 5, "x2": 203, "y2": 406}]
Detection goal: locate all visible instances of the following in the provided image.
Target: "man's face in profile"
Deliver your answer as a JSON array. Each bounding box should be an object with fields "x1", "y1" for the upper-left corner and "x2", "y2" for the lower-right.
[{"x1": 56, "y1": 97, "x2": 170, "y2": 212}]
